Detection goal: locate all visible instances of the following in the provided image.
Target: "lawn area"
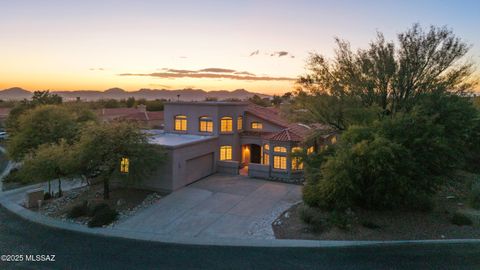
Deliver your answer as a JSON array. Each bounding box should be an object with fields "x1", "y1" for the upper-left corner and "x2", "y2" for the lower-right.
[{"x1": 273, "y1": 171, "x2": 480, "y2": 240}]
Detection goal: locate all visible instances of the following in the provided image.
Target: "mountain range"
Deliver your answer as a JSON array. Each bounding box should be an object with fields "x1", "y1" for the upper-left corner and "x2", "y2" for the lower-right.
[{"x1": 0, "y1": 87, "x2": 271, "y2": 101}]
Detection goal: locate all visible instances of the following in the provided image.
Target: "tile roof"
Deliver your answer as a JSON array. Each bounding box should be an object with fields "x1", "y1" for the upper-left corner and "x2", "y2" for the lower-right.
[
  {"x1": 266, "y1": 123, "x2": 335, "y2": 142},
  {"x1": 245, "y1": 103, "x2": 289, "y2": 128},
  {"x1": 97, "y1": 108, "x2": 164, "y2": 122}
]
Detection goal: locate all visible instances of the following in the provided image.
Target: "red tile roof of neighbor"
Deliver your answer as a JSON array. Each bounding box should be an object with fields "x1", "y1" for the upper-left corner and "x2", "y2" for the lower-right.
[
  {"x1": 245, "y1": 103, "x2": 289, "y2": 128},
  {"x1": 97, "y1": 108, "x2": 164, "y2": 122},
  {"x1": 0, "y1": 108, "x2": 11, "y2": 118}
]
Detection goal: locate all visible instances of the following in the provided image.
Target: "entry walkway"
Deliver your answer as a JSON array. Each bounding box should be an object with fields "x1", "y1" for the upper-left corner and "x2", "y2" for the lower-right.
[{"x1": 115, "y1": 174, "x2": 302, "y2": 239}]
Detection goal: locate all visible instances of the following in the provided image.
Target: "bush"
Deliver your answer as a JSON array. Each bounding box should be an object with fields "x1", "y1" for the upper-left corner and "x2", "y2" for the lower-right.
[
  {"x1": 327, "y1": 210, "x2": 354, "y2": 230},
  {"x1": 361, "y1": 220, "x2": 381, "y2": 229},
  {"x1": 43, "y1": 192, "x2": 52, "y2": 200},
  {"x1": 451, "y1": 212, "x2": 473, "y2": 226},
  {"x1": 469, "y1": 182, "x2": 480, "y2": 210},
  {"x1": 87, "y1": 203, "x2": 109, "y2": 217},
  {"x1": 67, "y1": 201, "x2": 88, "y2": 219},
  {"x1": 88, "y1": 206, "x2": 118, "y2": 228},
  {"x1": 299, "y1": 205, "x2": 324, "y2": 232}
]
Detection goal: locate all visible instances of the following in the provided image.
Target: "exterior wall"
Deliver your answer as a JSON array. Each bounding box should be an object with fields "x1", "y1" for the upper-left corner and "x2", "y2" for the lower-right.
[
  {"x1": 170, "y1": 137, "x2": 219, "y2": 191},
  {"x1": 164, "y1": 102, "x2": 247, "y2": 163},
  {"x1": 248, "y1": 163, "x2": 270, "y2": 179},
  {"x1": 244, "y1": 112, "x2": 285, "y2": 133},
  {"x1": 141, "y1": 137, "x2": 219, "y2": 193},
  {"x1": 217, "y1": 160, "x2": 239, "y2": 174}
]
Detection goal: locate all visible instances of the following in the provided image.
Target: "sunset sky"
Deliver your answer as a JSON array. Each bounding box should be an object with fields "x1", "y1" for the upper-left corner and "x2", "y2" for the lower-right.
[{"x1": 1, "y1": 0, "x2": 479, "y2": 95}]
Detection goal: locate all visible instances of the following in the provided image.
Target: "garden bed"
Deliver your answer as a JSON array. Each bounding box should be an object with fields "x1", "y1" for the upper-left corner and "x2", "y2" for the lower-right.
[
  {"x1": 273, "y1": 171, "x2": 480, "y2": 240},
  {"x1": 36, "y1": 183, "x2": 162, "y2": 227}
]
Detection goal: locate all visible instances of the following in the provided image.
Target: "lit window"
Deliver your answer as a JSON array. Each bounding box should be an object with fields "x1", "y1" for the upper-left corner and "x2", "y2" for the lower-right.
[
  {"x1": 220, "y1": 117, "x2": 233, "y2": 132},
  {"x1": 220, "y1": 145, "x2": 232, "y2": 160},
  {"x1": 331, "y1": 136, "x2": 337, "y2": 144},
  {"x1": 264, "y1": 144, "x2": 269, "y2": 151},
  {"x1": 174, "y1": 115, "x2": 187, "y2": 131},
  {"x1": 251, "y1": 122, "x2": 263, "y2": 129},
  {"x1": 263, "y1": 153, "x2": 270, "y2": 165},
  {"x1": 120, "y1": 157, "x2": 129, "y2": 173},
  {"x1": 292, "y1": 147, "x2": 302, "y2": 153},
  {"x1": 273, "y1": 146, "x2": 287, "y2": 153},
  {"x1": 292, "y1": 157, "x2": 303, "y2": 170},
  {"x1": 273, "y1": 156, "x2": 287, "y2": 170},
  {"x1": 307, "y1": 146, "x2": 314, "y2": 154},
  {"x1": 199, "y1": 116, "x2": 213, "y2": 132},
  {"x1": 237, "y1": 116, "x2": 243, "y2": 130}
]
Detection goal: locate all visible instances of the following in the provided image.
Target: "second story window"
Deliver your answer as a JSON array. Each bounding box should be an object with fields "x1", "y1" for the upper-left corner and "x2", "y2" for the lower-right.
[
  {"x1": 273, "y1": 146, "x2": 287, "y2": 153},
  {"x1": 237, "y1": 116, "x2": 243, "y2": 130},
  {"x1": 199, "y1": 116, "x2": 213, "y2": 132},
  {"x1": 174, "y1": 115, "x2": 187, "y2": 131},
  {"x1": 220, "y1": 117, "x2": 233, "y2": 132},
  {"x1": 251, "y1": 122, "x2": 262, "y2": 129}
]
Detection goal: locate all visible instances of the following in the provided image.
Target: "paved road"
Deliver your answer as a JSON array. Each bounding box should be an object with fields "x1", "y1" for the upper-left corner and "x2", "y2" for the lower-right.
[{"x1": 0, "y1": 207, "x2": 479, "y2": 269}]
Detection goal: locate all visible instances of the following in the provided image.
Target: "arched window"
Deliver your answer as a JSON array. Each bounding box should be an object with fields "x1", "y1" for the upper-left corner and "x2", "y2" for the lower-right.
[
  {"x1": 273, "y1": 146, "x2": 287, "y2": 153},
  {"x1": 199, "y1": 116, "x2": 213, "y2": 132},
  {"x1": 307, "y1": 146, "x2": 315, "y2": 154},
  {"x1": 251, "y1": 122, "x2": 262, "y2": 129},
  {"x1": 220, "y1": 117, "x2": 233, "y2": 132},
  {"x1": 174, "y1": 115, "x2": 187, "y2": 131},
  {"x1": 237, "y1": 116, "x2": 243, "y2": 130},
  {"x1": 292, "y1": 146, "x2": 302, "y2": 153}
]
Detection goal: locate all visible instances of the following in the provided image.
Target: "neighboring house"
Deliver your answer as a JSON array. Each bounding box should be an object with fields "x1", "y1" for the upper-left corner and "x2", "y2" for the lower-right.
[
  {"x1": 143, "y1": 101, "x2": 336, "y2": 193},
  {"x1": 97, "y1": 105, "x2": 164, "y2": 129}
]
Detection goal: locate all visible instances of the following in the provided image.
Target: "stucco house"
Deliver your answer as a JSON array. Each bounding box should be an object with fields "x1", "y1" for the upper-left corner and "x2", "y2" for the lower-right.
[
  {"x1": 97, "y1": 105, "x2": 164, "y2": 129},
  {"x1": 143, "y1": 101, "x2": 336, "y2": 193}
]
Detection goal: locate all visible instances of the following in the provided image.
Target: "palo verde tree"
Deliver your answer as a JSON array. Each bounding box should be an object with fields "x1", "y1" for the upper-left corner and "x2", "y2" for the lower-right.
[
  {"x1": 295, "y1": 24, "x2": 476, "y2": 129},
  {"x1": 74, "y1": 121, "x2": 166, "y2": 199},
  {"x1": 21, "y1": 140, "x2": 79, "y2": 197}
]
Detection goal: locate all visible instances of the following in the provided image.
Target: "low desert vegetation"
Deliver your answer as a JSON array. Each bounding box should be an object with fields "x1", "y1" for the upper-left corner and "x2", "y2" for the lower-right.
[{"x1": 286, "y1": 24, "x2": 480, "y2": 234}]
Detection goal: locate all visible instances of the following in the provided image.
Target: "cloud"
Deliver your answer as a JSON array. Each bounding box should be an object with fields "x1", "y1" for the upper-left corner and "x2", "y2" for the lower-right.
[
  {"x1": 179, "y1": 56, "x2": 188, "y2": 59},
  {"x1": 249, "y1": 50, "x2": 259, "y2": 56},
  {"x1": 89, "y1": 68, "x2": 105, "y2": 71},
  {"x1": 119, "y1": 67, "x2": 295, "y2": 81},
  {"x1": 270, "y1": 51, "x2": 290, "y2": 57},
  {"x1": 199, "y1": 68, "x2": 236, "y2": 73},
  {"x1": 148, "y1": 83, "x2": 172, "y2": 89}
]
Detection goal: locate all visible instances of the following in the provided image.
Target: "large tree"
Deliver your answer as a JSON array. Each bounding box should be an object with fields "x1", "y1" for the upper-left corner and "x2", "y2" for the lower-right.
[
  {"x1": 21, "y1": 140, "x2": 79, "y2": 197},
  {"x1": 296, "y1": 24, "x2": 476, "y2": 128},
  {"x1": 74, "y1": 122, "x2": 166, "y2": 199}
]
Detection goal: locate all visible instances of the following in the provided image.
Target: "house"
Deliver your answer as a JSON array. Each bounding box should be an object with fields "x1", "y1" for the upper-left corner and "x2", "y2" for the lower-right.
[
  {"x1": 142, "y1": 101, "x2": 336, "y2": 193},
  {"x1": 97, "y1": 105, "x2": 164, "y2": 129}
]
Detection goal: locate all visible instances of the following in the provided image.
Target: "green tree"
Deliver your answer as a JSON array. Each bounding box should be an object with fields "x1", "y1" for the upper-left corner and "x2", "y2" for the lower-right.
[
  {"x1": 32, "y1": 90, "x2": 63, "y2": 105},
  {"x1": 21, "y1": 140, "x2": 79, "y2": 197},
  {"x1": 7, "y1": 105, "x2": 79, "y2": 161},
  {"x1": 297, "y1": 24, "x2": 476, "y2": 126},
  {"x1": 271, "y1": 95, "x2": 283, "y2": 106},
  {"x1": 126, "y1": 97, "x2": 136, "y2": 108},
  {"x1": 248, "y1": 94, "x2": 270, "y2": 107},
  {"x1": 145, "y1": 99, "x2": 164, "y2": 111},
  {"x1": 74, "y1": 122, "x2": 166, "y2": 199}
]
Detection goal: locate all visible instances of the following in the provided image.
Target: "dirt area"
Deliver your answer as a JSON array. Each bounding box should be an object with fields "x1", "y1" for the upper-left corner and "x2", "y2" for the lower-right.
[
  {"x1": 37, "y1": 182, "x2": 162, "y2": 225},
  {"x1": 273, "y1": 172, "x2": 480, "y2": 240}
]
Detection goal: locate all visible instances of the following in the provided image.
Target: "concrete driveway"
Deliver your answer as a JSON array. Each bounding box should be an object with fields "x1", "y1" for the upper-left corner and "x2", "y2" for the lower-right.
[{"x1": 115, "y1": 174, "x2": 302, "y2": 240}]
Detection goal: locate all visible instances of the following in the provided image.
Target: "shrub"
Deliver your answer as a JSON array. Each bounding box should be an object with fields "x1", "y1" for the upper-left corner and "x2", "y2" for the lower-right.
[
  {"x1": 469, "y1": 182, "x2": 480, "y2": 210},
  {"x1": 67, "y1": 201, "x2": 88, "y2": 219},
  {"x1": 88, "y1": 206, "x2": 118, "y2": 227},
  {"x1": 361, "y1": 220, "x2": 381, "y2": 229},
  {"x1": 451, "y1": 212, "x2": 473, "y2": 226},
  {"x1": 299, "y1": 205, "x2": 324, "y2": 232},
  {"x1": 43, "y1": 192, "x2": 52, "y2": 200},
  {"x1": 87, "y1": 203, "x2": 109, "y2": 217},
  {"x1": 327, "y1": 210, "x2": 354, "y2": 230}
]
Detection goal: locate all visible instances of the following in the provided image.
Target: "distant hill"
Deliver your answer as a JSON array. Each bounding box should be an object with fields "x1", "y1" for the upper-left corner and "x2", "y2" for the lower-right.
[{"x1": 0, "y1": 87, "x2": 271, "y2": 101}]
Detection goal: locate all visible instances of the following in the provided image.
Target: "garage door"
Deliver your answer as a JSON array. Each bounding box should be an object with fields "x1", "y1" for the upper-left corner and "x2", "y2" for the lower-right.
[{"x1": 186, "y1": 153, "x2": 214, "y2": 183}]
